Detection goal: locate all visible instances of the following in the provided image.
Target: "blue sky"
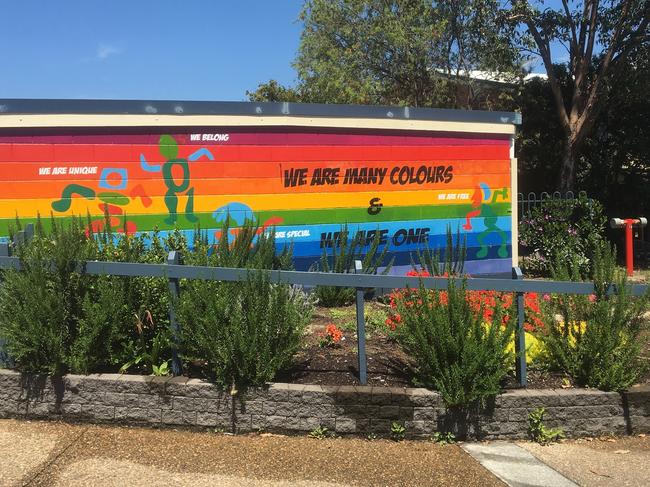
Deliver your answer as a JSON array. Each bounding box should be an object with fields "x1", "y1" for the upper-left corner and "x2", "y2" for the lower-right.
[
  {"x1": 0, "y1": 1, "x2": 304, "y2": 101},
  {"x1": 1, "y1": 0, "x2": 564, "y2": 102}
]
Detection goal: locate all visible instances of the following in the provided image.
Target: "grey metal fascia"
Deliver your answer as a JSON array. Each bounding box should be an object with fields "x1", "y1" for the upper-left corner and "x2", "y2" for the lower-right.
[{"x1": 0, "y1": 99, "x2": 521, "y2": 125}]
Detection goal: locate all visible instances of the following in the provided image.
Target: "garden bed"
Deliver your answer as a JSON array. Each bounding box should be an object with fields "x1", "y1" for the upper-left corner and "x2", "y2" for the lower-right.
[{"x1": 273, "y1": 303, "x2": 650, "y2": 389}]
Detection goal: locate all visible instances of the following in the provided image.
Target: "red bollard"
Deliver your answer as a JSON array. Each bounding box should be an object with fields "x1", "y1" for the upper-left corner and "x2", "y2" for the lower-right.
[{"x1": 610, "y1": 217, "x2": 647, "y2": 276}]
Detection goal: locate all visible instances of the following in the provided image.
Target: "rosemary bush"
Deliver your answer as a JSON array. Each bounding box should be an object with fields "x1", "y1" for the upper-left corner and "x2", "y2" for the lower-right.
[
  {"x1": 177, "y1": 271, "x2": 313, "y2": 392},
  {"x1": 0, "y1": 217, "x2": 96, "y2": 375},
  {"x1": 394, "y1": 277, "x2": 515, "y2": 407},
  {"x1": 538, "y1": 241, "x2": 649, "y2": 390},
  {"x1": 186, "y1": 219, "x2": 292, "y2": 270}
]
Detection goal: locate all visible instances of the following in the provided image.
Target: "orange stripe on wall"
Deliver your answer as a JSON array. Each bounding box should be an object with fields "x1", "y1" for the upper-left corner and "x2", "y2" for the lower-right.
[{"x1": 0, "y1": 173, "x2": 510, "y2": 199}]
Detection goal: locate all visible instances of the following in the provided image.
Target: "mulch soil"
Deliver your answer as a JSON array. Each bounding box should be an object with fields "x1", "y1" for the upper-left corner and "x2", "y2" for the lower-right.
[
  {"x1": 273, "y1": 303, "x2": 607, "y2": 390},
  {"x1": 5, "y1": 420, "x2": 502, "y2": 487}
]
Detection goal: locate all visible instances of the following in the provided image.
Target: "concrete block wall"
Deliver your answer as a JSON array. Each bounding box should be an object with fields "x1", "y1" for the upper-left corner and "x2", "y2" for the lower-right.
[{"x1": 0, "y1": 369, "x2": 648, "y2": 440}]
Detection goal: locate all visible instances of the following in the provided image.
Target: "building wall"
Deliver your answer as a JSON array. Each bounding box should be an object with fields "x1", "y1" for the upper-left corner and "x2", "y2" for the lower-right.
[{"x1": 0, "y1": 122, "x2": 515, "y2": 275}]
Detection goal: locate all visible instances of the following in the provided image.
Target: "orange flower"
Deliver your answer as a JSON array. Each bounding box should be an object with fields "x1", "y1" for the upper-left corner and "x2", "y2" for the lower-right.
[{"x1": 325, "y1": 323, "x2": 343, "y2": 343}]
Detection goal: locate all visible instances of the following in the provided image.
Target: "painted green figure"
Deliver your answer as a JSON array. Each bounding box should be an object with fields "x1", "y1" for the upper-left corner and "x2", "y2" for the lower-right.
[
  {"x1": 476, "y1": 187, "x2": 509, "y2": 259},
  {"x1": 159, "y1": 135, "x2": 198, "y2": 225}
]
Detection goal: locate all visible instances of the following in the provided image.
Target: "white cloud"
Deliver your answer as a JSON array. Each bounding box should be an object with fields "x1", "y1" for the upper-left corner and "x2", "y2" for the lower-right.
[
  {"x1": 97, "y1": 44, "x2": 122, "y2": 60},
  {"x1": 521, "y1": 58, "x2": 539, "y2": 70}
]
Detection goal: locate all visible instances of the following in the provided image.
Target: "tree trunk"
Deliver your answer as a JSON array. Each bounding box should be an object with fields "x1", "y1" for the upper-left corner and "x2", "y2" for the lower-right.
[{"x1": 559, "y1": 135, "x2": 576, "y2": 192}]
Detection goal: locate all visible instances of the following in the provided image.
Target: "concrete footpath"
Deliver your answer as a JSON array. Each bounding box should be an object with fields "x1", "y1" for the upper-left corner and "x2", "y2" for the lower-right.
[{"x1": 1, "y1": 419, "x2": 648, "y2": 487}]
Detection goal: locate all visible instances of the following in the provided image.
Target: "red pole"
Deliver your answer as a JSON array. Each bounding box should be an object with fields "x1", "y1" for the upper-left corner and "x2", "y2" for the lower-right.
[{"x1": 624, "y1": 219, "x2": 635, "y2": 276}]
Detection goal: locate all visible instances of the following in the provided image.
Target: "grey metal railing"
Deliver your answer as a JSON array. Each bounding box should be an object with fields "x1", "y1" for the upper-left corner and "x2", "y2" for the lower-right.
[
  {"x1": 517, "y1": 190, "x2": 589, "y2": 219},
  {"x1": 0, "y1": 224, "x2": 647, "y2": 387}
]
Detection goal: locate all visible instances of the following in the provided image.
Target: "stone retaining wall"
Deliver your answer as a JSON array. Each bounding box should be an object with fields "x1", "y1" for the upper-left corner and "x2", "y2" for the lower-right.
[{"x1": 1, "y1": 369, "x2": 648, "y2": 440}]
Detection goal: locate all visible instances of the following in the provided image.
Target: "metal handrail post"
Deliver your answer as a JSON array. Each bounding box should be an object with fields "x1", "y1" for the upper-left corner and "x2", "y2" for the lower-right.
[
  {"x1": 354, "y1": 260, "x2": 367, "y2": 385},
  {"x1": 167, "y1": 251, "x2": 183, "y2": 376},
  {"x1": 512, "y1": 267, "x2": 527, "y2": 387}
]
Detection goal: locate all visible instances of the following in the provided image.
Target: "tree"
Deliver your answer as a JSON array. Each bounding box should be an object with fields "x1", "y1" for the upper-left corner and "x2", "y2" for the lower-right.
[
  {"x1": 579, "y1": 41, "x2": 649, "y2": 216},
  {"x1": 245, "y1": 80, "x2": 303, "y2": 103},
  {"x1": 510, "y1": 0, "x2": 649, "y2": 191},
  {"x1": 516, "y1": 67, "x2": 567, "y2": 194},
  {"x1": 249, "y1": 0, "x2": 522, "y2": 109}
]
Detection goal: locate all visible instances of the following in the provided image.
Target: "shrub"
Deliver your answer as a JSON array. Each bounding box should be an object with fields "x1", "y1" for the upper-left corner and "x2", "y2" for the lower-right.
[
  {"x1": 70, "y1": 276, "x2": 129, "y2": 374},
  {"x1": 314, "y1": 225, "x2": 393, "y2": 307},
  {"x1": 0, "y1": 215, "x2": 300, "y2": 377},
  {"x1": 393, "y1": 276, "x2": 515, "y2": 407},
  {"x1": 519, "y1": 197, "x2": 606, "y2": 277},
  {"x1": 0, "y1": 217, "x2": 96, "y2": 375},
  {"x1": 90, "y1": 229, "x2": 173, "y2": 373},
  {"x1": 537, "y1": 241, "x2": 650, "y2": 390},
  {"x1": 0, "y1": 217, "x2": 175, "y2": 375},
  {"x1": 387, "y1": 273, "x2": 545, "y2": 364},
  {"x1": 177, "y1": 271, "x2": 313, "y2": 392}
]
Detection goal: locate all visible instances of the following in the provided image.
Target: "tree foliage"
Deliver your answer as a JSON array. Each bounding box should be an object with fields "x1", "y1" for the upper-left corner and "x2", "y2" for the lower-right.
[
  {"x1": 245, "y1": 80, "x2": 303, "y2": 103},
  {"x1": 509, "y1": 0, "x2": 649, "y2": 190},
  {"x1": 516, "y1": 44, "x2": 649, "y2": 216},
  {"x1": 250, "y1": 0, "x2": 522, "y2": 109}
]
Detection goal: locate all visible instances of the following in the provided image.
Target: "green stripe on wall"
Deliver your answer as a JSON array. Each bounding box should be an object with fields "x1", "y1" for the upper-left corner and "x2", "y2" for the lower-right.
[{"x1": 0, "y1": 203, "x2": 511, "y2": 236}]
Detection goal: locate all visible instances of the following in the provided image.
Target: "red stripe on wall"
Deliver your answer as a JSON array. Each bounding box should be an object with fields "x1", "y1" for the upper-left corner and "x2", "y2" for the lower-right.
[{"x1": 0, "y1": 143, "x2": 510, "y2": 163}]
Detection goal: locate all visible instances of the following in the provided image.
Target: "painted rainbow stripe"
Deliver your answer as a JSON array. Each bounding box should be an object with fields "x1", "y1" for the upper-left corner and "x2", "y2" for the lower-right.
[
  {"x1": 0, "y1": 189, "x2": 509, "y2": 219},
  {"x1": 0, "y1": 127, "x2": 516, "y2": 276},
  {"x1": 0, "y1": 202, "x2": 512, "y2": 236}
]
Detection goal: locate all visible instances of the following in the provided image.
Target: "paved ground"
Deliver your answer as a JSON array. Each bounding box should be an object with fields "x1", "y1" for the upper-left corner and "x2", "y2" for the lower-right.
[
  {"x1": 0, "y1": 419, "x2": 503, "y2": 487},
  {"x1": 518, "y1": 436, "x2": 650, "y2": 487},
  {"x1": 2, "y1": 419, "x2": 649, "y2": 486},
  {"x1": 462, "y1": 442, "x2": 578, "y2": 487}
]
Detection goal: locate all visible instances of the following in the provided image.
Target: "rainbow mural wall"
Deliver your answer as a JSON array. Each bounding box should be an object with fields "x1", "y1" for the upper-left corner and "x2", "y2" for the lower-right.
[{"x1": 0, "y1": 100, "x2": 520, "y2": 276}]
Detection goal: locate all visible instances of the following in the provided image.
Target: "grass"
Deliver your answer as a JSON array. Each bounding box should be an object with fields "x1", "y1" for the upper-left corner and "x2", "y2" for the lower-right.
[{"x1": 327, "y1": 302, "x2": 390, "y2": 336}]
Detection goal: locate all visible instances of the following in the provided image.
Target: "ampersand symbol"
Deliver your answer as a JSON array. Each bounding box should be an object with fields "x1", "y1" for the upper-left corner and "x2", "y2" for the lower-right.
[{"x1": 367, "y1": 197, "x2": 383, "y2": 215}]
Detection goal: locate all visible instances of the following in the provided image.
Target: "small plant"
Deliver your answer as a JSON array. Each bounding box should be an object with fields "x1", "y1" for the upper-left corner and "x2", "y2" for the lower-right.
[
  {"x1": 318, "y1": 323, "x2": 344, "y2": 347},
  {"x1": 151, "y1": 361, "x2": 170, "y2": 377},
  {"x1": 308, "y1": 426, "x2": 330, "y2": 439},
  {"x1": 528, "y1": 407, "x2": 564, "y2": 445},
  {"x1": 390, "y1": 421, "x2": 406, "y2": 441},
  {"x1": 366, "y1": 432, "x2": 378, "y2": 441},
  {"x1": 431, "y1": 431, "x2": 456, "y2": 445},
  {"x1": 119, "y1": 312, "x2": 171, "y2": 376}
]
